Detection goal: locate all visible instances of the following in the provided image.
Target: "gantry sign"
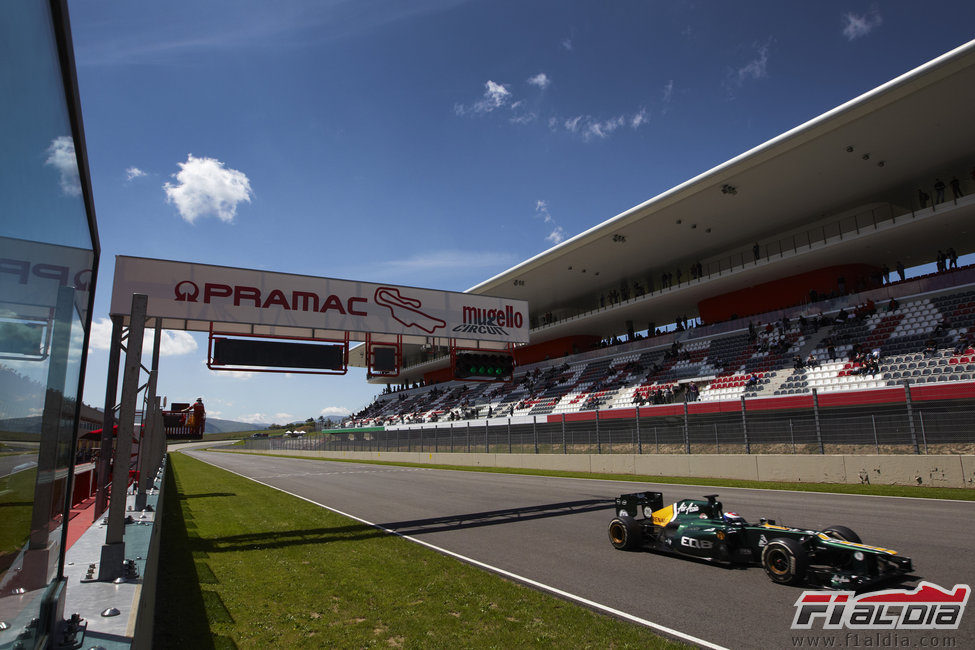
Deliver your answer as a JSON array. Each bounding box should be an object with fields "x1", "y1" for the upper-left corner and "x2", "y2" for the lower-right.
[{"x1": 110, "y1": 256, "x2": 529, "y2": 375}]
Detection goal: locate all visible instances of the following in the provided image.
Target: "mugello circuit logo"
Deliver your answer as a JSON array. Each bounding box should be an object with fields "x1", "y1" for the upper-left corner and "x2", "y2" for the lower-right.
[
  {"x1": 792, "y1": 582, "x2": 970, "y2": 630},
  {"x1": 171, "y1": 279, "x2": 522, "y2": 337}
]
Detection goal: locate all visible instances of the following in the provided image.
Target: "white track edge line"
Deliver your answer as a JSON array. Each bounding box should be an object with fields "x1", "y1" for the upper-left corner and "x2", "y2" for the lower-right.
[{"x1": 187, "y1": 451, "x2": 729, "y2": 650}]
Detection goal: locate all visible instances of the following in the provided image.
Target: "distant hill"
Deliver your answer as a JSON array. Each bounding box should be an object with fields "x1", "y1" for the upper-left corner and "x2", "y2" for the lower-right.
[{"x1": 204, "y1": 418, "x2": 268, "y2": 434}]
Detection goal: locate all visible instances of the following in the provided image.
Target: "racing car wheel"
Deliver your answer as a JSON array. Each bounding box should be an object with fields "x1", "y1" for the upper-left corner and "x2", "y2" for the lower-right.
[
  {"x1": 822, "y1": 525, "x2": 862, "y2": 544},
  {"x1": 762, "y1": 538, "x2": 808, "y2": 586},
  {"x1": 608, "y1": 516, "x2": 643, "y2": 551}
]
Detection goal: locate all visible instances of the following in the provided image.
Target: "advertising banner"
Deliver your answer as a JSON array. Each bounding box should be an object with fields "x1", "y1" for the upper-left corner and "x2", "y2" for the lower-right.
[{"x1": 110, "y1": 256, "x2": 529, "y2": 344}]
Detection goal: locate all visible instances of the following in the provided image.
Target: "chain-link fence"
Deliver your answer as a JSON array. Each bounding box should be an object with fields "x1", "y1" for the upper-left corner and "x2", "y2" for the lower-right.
[{"x1": 241, "y1": 386, "x2": 975, "y2": 456}]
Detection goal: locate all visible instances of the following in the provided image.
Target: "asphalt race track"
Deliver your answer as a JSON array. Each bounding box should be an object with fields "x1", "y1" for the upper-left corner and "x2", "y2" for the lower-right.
[{"x1": 185, "y1": 449, "x2": 975, "y2": 649}]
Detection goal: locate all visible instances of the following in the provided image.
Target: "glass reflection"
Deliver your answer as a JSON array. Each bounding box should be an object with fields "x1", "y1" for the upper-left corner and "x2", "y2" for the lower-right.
[{"x1": 0, "y1": 0, "x2": 97, "y2": 644}]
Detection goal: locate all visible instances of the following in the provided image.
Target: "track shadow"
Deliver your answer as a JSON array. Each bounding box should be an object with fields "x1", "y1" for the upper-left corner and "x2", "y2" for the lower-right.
[
  {"x1": 377, "y1": 498, "x2": 614, "y2": 536},
  {"x1": 178, "y1": 492, "x2": 237, "y2": 499},
  {"x1": 153, "y1": 464, "x2": 217, "y2": 649},
  {"x1": 187, "y1": 524, "x2": 388, "y2": 555}
]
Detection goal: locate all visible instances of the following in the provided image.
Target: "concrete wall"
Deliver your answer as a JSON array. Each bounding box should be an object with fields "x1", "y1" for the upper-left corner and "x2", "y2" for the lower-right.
[{"x1": 233, "y1": 448, "x2": 975, "y2": 488}]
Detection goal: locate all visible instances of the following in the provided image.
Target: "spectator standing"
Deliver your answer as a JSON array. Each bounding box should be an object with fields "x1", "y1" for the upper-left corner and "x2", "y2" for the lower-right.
[
  {"x1": 896, "y1": 260, "x2": 905, "y2": 281},
  {"x1": 918, "y1": 189, "x2": 930, "y2": 208},
  {"x1": 753, "y1": 243, "x2": 760, "y2": 262},
  {"x1": 949, "y1": 247, "x2": 958, "y2": 269},
  {"x1": 882, "y1": 264, "x2": 890, "y2": 284},
  {"x1": 934, "y1": 179, "x2": 946, "y2": 203},
  {"x1": 951, "y1": 177, "x2": 963, "y2": 200}
]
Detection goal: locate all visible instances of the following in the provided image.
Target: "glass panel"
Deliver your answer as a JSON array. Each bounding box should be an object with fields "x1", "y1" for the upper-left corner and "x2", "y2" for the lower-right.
[
  {"x1": 0, "y1": 1, "x2": 96, "y2": 644},
  {"x1": 0, "y1": 2, "x2": 92, "y2": 250}
]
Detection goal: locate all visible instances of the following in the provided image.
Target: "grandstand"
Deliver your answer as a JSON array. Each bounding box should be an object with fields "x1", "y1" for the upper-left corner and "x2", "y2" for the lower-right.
[{"x1": 341, "y1": 39, "x2": 975, "y2": 442}]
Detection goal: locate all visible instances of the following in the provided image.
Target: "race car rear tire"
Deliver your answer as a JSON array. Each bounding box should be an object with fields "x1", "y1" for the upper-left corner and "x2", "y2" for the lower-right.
[
  {"x1": 608, "y1": 516, "x2": 642, "y2": 551},
  {"x1": 823, "y1": 525, "x2": 862, "y2": 544},
  {"x1": 762, "y1": 538, "x2": 808, "y2": 586}
]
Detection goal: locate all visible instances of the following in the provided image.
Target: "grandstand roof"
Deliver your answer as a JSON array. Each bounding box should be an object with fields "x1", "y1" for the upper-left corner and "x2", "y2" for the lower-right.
[
  {"x1": 356, "y1": 39, "x2": 975, "y2": 378},
  {"x1": 467, "y1": 38, "x2": 975, "y2": 341}
]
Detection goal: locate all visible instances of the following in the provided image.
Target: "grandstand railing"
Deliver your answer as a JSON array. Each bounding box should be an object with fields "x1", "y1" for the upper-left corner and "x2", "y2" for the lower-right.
[{"x1": 242, "y1": 381, "x2": 975, "y2": 456}]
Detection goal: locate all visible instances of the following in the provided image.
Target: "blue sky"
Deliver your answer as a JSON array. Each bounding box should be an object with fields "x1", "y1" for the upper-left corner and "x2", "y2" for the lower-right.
[{"x1": 67, "y1": 1, "x2": 975, "y2": 425}]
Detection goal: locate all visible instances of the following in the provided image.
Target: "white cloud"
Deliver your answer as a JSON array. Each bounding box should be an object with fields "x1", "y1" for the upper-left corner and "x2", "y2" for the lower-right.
[
  {"x1": 842, "y1": 8, "x2": 882, "y2": 41},
  {"x1": 726, "y1": 39, "x2": 772, "y2": 93},
  {"x1": 510, "y1": 112, "x2": 537, "y2": 125},
  {"x1": 126, "y1": 166, "x2": 147, "y2": 181},
  {"x1": 545, "y1": 227, "x2": 567, "y2": 245},
  {"x1": 555, "y1": 113, "x2": 644, "y2": 141},
  {"x1": 163, "y1": 154, "x2": 252, "y2": 223},
  {"x1": 87, "y1": 317, "x2": 198, "y2": 356},
  {"x1": 455, "y1": 80, "x2": 513, "y2": 115},
  {"x1": 662, "y1": 80, "x2": 674, "y2": 105},
  {"x1": 561, "y1": 37, "x2": 573, "y2": 51},
  {"x1": 630, "y1": 109, "x2": 649, "y2": 129},
  {"x1": 236, "y1": 412, "x2": 292, "y2": 424},
  {"x1": 45, "y1": 136, "x2": 81, "y2": 196},
  {"x1": 527, "y1": 72, "x2": 550, "y2": 89},
  {"x1": 535, "y1": 200, "x2": 567, "y2": 245},
  {"x1": 320, "y1": 406, "x2": 351, "y2": 417},
  {"x1": 378, "y1": 249, "x2": 518, "y2": 274},
  {"x1": 211, "y1": 370, "x2": 255, "y2": 379}
]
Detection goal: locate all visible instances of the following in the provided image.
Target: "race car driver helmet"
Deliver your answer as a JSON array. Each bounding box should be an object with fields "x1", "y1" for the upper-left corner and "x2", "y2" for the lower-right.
[{"x1": 722, "y1": 511, "x2": 746, "y2": 524}]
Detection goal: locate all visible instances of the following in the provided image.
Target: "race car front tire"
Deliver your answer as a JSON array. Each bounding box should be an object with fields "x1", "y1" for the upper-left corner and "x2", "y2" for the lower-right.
[
  {"x1": 823, "y1": 525, "x2": 862, "y2": 544},
  {"x1": 608, "y1": 516, "x2": 642, "y2": 551},
  {"x1": 762, "y1": 538, "x2": 808, "y2": 586}
]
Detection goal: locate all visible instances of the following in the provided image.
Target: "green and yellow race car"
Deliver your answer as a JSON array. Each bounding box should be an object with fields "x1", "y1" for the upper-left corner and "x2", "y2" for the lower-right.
[{"x1": 608, "y1": 492, "x2": 913, "y2": 590}]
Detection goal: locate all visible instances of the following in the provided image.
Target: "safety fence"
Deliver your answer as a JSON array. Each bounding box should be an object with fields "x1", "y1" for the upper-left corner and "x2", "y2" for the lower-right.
[{"x1": 241, "y1": 384, "x2": 975, "y2": 456}]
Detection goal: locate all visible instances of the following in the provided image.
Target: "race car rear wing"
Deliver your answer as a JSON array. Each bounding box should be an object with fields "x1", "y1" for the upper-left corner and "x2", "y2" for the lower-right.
[{"x1": 614, "y1": 491, "x2": 664, "y2": 518}]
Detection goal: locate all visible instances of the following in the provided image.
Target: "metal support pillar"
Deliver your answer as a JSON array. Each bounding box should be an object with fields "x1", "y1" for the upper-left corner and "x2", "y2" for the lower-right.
[
  {"x1": 95, "y1": 315, "x2": 123, "y2": 517},
  {"x1": 595, "y1": 409, "x2": 601, "y2": 454},
  {"x1": 740, "y1": 395, "x2": 750, "y2": 454},
  {"x1": 136, "y1": 323, "x2": 162, "y2": 510},
  {"x1": 636, "y1": 406, "x2": 642, "y2": 454},
  {"x1": 532, "y1": 416, "x2": 538, "y2": 454},
  {"x1": 682, "y1": 397, "x2": 690, "y2": 454},
  {"x1": 561, "y1": 413, "x2": 566, "y2": 454},
  {"x1": 99, "y1": 294, "x2": 147, "y2": 581},
  {"x1": 904, "y1": 382, "x2": 920, "y2": 454},
  {"x1": 812, "y1": 388, "x2": 824, "y2": 454}
]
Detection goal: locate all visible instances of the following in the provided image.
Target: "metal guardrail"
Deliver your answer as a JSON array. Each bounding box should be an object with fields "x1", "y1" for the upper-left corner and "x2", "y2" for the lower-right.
[{"x1": 243, "y1": 386, "x2": 975, "y2": 456}]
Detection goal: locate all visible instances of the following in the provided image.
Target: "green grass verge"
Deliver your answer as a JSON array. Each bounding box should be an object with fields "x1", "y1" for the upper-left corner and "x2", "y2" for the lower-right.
[
  {"x1": 0, "y1": 467, "x2": 37, "y2": 576},
  {"x1": 217, "y1": 450, "x2": 975, "y2": 501},
  {"x1": 156, "y1": 452, "x2": 685, "y2": 649}
]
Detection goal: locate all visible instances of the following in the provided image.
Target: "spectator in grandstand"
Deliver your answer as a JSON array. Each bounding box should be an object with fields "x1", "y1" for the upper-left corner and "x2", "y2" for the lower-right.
[
  {"x1": 934, "y1": 179, "x2": 946, "y2": 203},
  {"x1": 745, "y1": 373, "x2": 758, "y2": 388},
  {"x1": 924, "y1": 338, "x2": 938, "y2": 357},
  {"x1": 896, "y1": 260, "x2": 906, "y2": 281},
  {"x1": 886, "y1": 296, "x2": 899, "y2": 312},
  {"x1": 827, "y1": 341, "x2": 836, "y2": 361},
  {"x1": 937, "y1": 250, "x2": 945, "y2": 272},
  {"x1": 918, "y1": 188, "x2": 930, "y2": 208},
  {"x1": 951, "y1": 177, "x2": 963, "y2": 200},
  {"x1": 882, "y1": 264, "x2": 890, "y2": 284},
  {"x1": 953, "y1": 332, "x2": 974, "y2": 355},
  {"x1": 949, "y1": 247, "x2": 958, "y2": 269},
  {"x1": 806, "y1": 352, "x2": 819, "y2": 368},
  {"x1": 793, "y1": 354, "x2": 804, "y2": 370}
]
